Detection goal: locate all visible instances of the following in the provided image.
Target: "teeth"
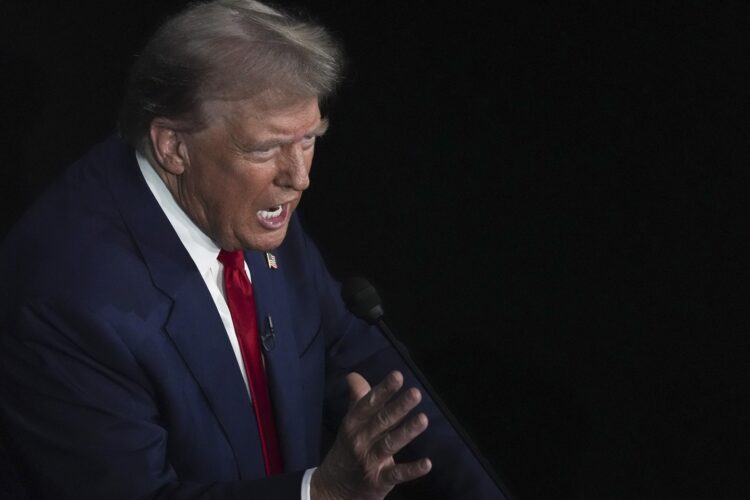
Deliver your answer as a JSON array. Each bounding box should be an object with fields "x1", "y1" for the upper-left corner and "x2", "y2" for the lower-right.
[{"x1": 258, "y1": 205, "x2": 283, "y2": 219}]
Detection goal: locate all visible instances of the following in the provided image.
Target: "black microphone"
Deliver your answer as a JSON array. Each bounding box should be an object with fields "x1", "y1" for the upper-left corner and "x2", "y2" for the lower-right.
[{"x1": 341, "y1": 276, "x2": 512, "y2": 498}]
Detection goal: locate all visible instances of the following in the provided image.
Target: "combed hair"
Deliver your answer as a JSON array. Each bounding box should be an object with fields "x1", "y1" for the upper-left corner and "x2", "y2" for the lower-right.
[{"x1": 118, "y1": 0, "x2": 343, "y2": 151}]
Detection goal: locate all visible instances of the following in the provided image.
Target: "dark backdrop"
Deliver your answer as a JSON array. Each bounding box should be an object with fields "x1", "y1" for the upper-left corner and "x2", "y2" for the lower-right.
[{"x1": 1, "y1": 1, "x2": 748, "y2": 499}]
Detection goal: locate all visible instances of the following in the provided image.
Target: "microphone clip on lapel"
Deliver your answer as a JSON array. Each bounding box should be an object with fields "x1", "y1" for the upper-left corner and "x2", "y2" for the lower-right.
[{"x1": 262, "y1": 315, "x2": 276, "y2": 352}]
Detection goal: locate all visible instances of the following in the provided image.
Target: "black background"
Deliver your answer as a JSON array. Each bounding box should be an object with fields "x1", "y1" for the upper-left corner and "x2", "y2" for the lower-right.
[{"x1": 1, "y1": 1, "x2": 749, "y2": 499}]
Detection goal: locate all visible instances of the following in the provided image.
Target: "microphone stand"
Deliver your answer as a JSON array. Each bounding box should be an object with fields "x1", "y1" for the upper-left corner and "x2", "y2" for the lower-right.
[
  {"x1": 342, "y1": 276, "x2": 514, "y2": 499},
  {"x1": 373, "y1": 317, "x2": 514, "y2": 500}
]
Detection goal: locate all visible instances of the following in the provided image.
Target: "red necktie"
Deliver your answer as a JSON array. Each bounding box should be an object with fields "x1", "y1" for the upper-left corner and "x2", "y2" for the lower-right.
[{"x1": 218, "y1": 249, "x2": 283, "y2": 476}]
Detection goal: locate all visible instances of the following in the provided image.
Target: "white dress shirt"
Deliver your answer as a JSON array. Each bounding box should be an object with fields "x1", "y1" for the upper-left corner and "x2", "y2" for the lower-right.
[{"x1": 136, "y1": 151, "x2": 315, "y2": 499}]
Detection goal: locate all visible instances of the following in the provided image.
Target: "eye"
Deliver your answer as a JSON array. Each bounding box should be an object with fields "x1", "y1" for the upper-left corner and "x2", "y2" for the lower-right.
[
  {"x1": 247, "y1": 145, "x2": 279, "y2": 162},
  {"x1": 300, "y1": 135, "x2": 317, "y2": 149}
]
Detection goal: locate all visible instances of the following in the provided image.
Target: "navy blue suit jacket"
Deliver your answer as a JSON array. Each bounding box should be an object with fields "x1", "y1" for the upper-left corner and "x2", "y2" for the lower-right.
[{"x1": 0, "y1": 136, "x2": 505, "y2": 499}]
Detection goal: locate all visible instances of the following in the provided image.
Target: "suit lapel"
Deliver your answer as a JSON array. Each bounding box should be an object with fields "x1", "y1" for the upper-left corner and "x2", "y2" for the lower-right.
[
  {"x1": 247, "y1": 250, "x2": 309, "y2": 471},
  {"x1": 161, "y1": 278, "x2": 264, "y2": 479},
  {"x1": 105, "y1": 139, "x2": 264, "y2": 479}
]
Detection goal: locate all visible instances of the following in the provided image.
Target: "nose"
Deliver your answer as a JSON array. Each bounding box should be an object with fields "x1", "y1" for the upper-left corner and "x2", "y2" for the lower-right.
[{"x1": 279, "y1": 143, "x2": 310, "y2": 191}]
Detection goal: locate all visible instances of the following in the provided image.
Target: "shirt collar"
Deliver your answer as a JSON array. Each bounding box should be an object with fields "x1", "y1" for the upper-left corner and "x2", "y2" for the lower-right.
[{"x1": 136, "y1": 150, "x2": 221, "y2": 278}]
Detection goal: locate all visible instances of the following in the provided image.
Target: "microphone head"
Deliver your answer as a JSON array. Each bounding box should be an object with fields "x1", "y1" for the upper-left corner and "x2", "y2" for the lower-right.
[{"x1": 341, "y1": 276, "x2": 385, "y2": 325}]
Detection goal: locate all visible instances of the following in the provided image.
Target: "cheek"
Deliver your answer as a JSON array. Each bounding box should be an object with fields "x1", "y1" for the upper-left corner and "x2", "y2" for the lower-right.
[{"x1": 230, "y1": 172, "x2": 275, "y2": 209}]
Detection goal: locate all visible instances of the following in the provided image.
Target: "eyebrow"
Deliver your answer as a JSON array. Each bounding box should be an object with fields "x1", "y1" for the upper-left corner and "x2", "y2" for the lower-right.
[
  {"x1": 244, "y1": 118, "x2": 330, "y2": 151},
  {"x1": 311, "y1": 117, "x2": 330, "y2": 136}
]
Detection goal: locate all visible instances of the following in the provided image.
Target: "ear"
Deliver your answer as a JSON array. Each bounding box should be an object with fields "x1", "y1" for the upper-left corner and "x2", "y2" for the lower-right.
[{"x1": 149, "y1": 118, "x2": 189, "y2": 175}]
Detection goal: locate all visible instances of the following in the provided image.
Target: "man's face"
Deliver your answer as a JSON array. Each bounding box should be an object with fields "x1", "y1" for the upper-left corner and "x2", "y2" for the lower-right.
[{"x1": 166, "y1": 94, "x2": 326, "y2": 251}]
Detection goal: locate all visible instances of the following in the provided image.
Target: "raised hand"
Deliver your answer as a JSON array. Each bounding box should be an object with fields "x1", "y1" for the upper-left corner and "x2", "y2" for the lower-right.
[{"x1": 311, "y1": 371, "x2": 432, "y2": 500}]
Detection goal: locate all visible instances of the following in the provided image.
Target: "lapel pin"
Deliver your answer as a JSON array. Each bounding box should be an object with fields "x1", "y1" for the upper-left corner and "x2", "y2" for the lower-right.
[{"x1": 265, "y1": 252, "x2": 278, "y2": 270}]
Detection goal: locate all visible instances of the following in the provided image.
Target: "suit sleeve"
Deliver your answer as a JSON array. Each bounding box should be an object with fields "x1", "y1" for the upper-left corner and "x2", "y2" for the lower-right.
[
  {"x1": 297, "y1": 226, "x2": 509, "y2": 500},
  {"x1": 0, "y1": 300, "x2": 304, "y2": 500}
]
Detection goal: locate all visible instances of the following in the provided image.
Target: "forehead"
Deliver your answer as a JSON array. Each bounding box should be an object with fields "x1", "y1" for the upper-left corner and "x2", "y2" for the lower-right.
[{"x1": 205, "y1": 92, "x2": 321, "y2": 138}]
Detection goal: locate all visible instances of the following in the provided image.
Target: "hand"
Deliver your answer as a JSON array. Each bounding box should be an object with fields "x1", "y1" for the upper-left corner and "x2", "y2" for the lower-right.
[{"x1": 311, "y1": 371, "x2": 432, "y2": 500}]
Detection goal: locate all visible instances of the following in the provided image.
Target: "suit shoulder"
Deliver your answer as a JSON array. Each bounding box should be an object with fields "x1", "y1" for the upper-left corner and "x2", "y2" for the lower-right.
[{"x1": 1, "y1": 136, "x2": 163, "y2": 314}]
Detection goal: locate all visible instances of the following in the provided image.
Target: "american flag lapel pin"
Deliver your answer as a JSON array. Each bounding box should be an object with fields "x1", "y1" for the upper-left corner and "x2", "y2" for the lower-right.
[{"x1": 265, "y1": 252, "x2": 278, "y2": 270}]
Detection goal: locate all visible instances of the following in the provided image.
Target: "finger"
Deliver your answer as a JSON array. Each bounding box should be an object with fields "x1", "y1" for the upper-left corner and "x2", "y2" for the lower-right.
[
  {"x1": 351, "y1": 371, "x2": 404, "y2": 418},
  {"x1": 345, "y1": 372, "x2": 371, "y2": 405},
  {"x1": 373, "y1": 412, "x2": 429, "y2": 460},
  {"x1": 365, "y1": 386, "x2": 422, "y2": 438},
  {"x1": 382, "y1": 457, "x2": 433, "y2": 487}
]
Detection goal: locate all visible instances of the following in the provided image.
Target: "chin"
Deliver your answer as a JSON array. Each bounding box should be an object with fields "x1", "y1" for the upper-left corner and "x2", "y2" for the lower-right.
[{"x1": 243, "y1": 228, "x2": 288, "y2": 252}]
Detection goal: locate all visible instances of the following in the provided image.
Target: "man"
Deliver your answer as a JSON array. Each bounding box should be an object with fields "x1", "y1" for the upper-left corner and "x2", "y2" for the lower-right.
[{"x1": 0, "y1": 1, "x2": 505, "y2": 498}]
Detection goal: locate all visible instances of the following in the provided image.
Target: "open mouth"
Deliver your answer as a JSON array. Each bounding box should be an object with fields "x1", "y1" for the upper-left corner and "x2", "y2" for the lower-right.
[
  {"x1": 258, "y1": 205, "x2": 283, "y2": 220},
  {"x1": 256, "y1": 203, "x2": 289, "y2": 229}
]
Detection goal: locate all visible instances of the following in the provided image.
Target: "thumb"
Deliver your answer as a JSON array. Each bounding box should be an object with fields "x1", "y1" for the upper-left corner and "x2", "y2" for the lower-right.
[{"x1": 345, "y1": 372, "x2": 371, "y2": 405}]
